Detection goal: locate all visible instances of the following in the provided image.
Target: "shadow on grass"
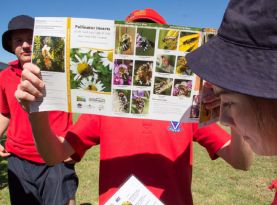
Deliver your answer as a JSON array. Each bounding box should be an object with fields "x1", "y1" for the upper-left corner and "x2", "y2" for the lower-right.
[
  {"x1": 0, "y1": 157, "x2": 8, "y2": 190},
  {"x1": 80, "y1": 203, "x2": 92, "y2": 205}
]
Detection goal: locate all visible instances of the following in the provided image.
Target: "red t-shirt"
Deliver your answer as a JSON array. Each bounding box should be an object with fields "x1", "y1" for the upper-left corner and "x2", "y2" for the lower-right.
[
  {"x1": 0, "y1": 60, "x2": 73, "y2": 163},
  {"x1": 66, "y1": 114, "x2": 231, "y2": 205},
  {"x1": 269, "y1": 180, "x2": 277, "y2": 205}
]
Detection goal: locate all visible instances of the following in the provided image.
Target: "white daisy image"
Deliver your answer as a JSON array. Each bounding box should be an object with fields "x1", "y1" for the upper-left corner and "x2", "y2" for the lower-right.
[
  {"x1": 71, "y1": 54, "x2": 94, "y2": 80},
  {"x1": 80, "y1": 76, "x2": 105, "y2": 92},
  {"x1": 99, "y1": 51, "x2": 113, "y2": 70}
]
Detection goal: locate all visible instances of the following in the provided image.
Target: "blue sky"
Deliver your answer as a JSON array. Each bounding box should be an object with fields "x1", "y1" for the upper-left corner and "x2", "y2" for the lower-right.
[{"x1": 0, "y1": 0, "x2": 229, "y2": 63}]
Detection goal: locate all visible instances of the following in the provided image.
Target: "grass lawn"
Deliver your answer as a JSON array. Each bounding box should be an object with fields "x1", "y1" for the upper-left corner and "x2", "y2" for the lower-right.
[{"x1": 0, "y1": 123, "x2": 276, "y2": 204}]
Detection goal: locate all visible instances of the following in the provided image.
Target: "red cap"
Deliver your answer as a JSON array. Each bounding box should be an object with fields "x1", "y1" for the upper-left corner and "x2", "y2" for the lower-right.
[{"x1": 125, "y1": 8, "x2": 167, "y2": 25}]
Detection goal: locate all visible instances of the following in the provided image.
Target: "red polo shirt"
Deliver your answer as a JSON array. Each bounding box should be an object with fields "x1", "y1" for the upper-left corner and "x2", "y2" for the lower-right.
[
  {"x1": 66, "y1": 114, "x2": 230, "y2": 205},
  {"x1": 0, "y1": 60, "x2": 73, "y2": 163}
]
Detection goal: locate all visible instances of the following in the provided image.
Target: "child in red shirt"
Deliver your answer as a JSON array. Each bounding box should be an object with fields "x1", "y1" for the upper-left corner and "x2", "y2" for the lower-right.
[{"x1": 0, "y1": 15, "x2": 78, "y2": 205}]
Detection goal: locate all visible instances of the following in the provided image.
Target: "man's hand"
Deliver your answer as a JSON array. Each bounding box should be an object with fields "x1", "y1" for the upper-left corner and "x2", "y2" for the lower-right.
[
  {"x1": 0, "y1": 144, "x2": 10, "y2": 158},
  {"x1": 14, "y1": 63, "x2": 44, "y2": 112}
]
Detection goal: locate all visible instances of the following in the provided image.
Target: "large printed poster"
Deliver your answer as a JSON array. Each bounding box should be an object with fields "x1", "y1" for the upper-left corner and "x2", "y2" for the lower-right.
[{"x1": 31, "y1": 17, "x2": 216, "y2": 123}]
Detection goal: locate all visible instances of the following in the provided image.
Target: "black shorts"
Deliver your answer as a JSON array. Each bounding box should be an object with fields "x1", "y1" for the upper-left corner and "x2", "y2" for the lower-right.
[{"x1": 7, "y1": 155, "x2": 78, "y2": 205}]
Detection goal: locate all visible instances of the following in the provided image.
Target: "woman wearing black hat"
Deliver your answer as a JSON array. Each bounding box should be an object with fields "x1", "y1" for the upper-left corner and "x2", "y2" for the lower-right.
[
  {"x1": 187, "y1": 0, "x2": 277, "y2": 156},
  {"x1": 187, "y1": 0, "x2": 277, "y2": 204}
]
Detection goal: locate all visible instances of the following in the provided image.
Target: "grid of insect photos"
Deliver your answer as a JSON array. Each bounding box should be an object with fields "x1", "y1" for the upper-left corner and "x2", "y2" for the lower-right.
[{"x1": 113, "y1": 23, "x2": 204, "y2": 117}]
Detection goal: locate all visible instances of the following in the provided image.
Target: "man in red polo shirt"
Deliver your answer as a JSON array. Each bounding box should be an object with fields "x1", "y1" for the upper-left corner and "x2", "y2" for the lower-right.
[
  {"x1": 0, "y1": 15, "x2": 78, "y2": 205},
  {"x1": 15, "y1": 9, "x2": 254, "y2": 205}
]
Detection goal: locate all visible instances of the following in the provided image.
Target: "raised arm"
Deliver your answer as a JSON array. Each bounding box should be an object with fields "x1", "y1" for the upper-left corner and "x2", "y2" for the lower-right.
[
  {"x1": 216, "y1": 127, "x2": 254, "y2": 170},
  {"x1": 15, "y1": 63, "x2": 74, "y2": 165},
  {"x1": 202, "y1": 82, "x2": 254, "y2": 170}
]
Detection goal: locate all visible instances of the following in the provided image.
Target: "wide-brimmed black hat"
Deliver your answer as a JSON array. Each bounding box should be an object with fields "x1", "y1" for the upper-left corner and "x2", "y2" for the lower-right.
[
  {"x1": 187, "y1": 0, "x2": 277, "y2": 99},
  {"x1": 2, "y1": 15, "x2": 34, "y2": 54}
]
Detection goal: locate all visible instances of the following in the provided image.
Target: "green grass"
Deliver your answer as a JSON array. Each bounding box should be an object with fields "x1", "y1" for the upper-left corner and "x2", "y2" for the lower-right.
[
  {"x1": 1, "y1": 120, "x2": 277, "y2": 204},
  {"x1": 192, "y1": 143, "x2": 277, "y2": 205}
]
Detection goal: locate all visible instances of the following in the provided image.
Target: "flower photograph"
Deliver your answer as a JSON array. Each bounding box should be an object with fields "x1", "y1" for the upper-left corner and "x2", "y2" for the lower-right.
[
  {"x1": 32, "y1": 36, "x2": 65, "y2": 72},
  {"x1": 133, "y1": 61, "x2": 153, "y2": 86},
  {"x1": 131, "y1": 90, "x2": 150, "y2": 114},
  {"x1": 155, "y1": 54, "x2": 175, "y2": 74},
  {"x1": 135, "y1": 28, "x2": 156, "y2": 56},
  {"x1": 175, "y1": 56, "x2": 192, "y2": 76},
  {"x1": 115, "y1": 26, "x2": 136, "y2": 55},
  {"x1": 158, "y1": 29, "x2": 179, "y2": 50},
  {"x1": 178, "y1": 32, "x2": 200, "y2": 52},
  {"x1": 113, "y1": 59, "x2": 133, "y2": 86},
  {"x1": 70, "y1": 48, "x2": 112, "y2": 92},
  {"x1": 112, "y1": 89, "x2": 131, "y2": 113},
  {"x1": 153, "y1": 77, "x2": 173, "y2": 96},
  {"x1": 173, "y1": 79, "x2": 192, "y2": 97}
]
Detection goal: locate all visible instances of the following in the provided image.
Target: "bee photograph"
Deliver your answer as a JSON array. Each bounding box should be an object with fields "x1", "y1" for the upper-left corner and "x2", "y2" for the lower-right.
[
  {"x1": 133, "y1": 61, "x2": 153, "y2": 86},
  {"x1": 155, "y1": 54, "x2": 175, "y2": 74},
  {"x1": 158, "y1": 29, "x2": 179, "y2": 50},
  {"x1": 112, "y1": 89, "x2": 131, "y2": 113},
  {"x1": 32, "y1": 36, "x2": 65, "y2": 72},
  {"x1": 131, "y1": 90, "x2": 150, "y2": 114},
  {"x1": 178, "y1": 31, "x2": 200, "y2": 52},
  {"x1": 113, "y1": 59, "x2": 133, "y2": 86},
  {"x1": 172, "y1": 79, "x2": 192, "y2": 97},
  {"x1": 175, "y1": 56, "x2": 192, "y2": 76},
  {"x1": 115, "y1": 26, "x2": 136, "y2": 55},
  {"x1": 153, "y1": 77, "x2": 173, "y2": 96},
  {"x1": 135, "y1": 28, "x2": 156, "y2": 56}
]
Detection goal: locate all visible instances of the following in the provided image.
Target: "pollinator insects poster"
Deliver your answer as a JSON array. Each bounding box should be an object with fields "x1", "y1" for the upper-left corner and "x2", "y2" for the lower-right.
[{"x1": 31, "y1": 17, "x2": 216, "y2": 124}]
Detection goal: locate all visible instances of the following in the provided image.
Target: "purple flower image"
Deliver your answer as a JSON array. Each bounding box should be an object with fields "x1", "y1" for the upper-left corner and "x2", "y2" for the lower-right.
[{"x1": 113, "y1": 59, "x2": 133, "y2": 85}]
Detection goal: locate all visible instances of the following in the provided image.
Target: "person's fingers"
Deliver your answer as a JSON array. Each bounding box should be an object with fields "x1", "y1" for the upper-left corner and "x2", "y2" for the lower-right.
[
  {"x1": 0, "y1": 145, "x2": 10, "y2": 158},
  {"x1": 23, "y1": 62, "x2": 42, "y2": 78},
  {"x1": 19, "y1": 78, "x2": 44, "y2": 98},
  {"x1": 15, "y1": 87, "x2": 36, "y2": 102},
  {"x1": 202, "y1": 95, "x2": 220, "y2": 103},
  {"x1": 0, "y1": 152, "x2": 11, "y2": 158},
  {"x1": 14, "y1": 63, "x2": 45, "y2": 112},
  {"x1": 205, "y1": 99, "x2": 220, "y2": 110},
  {"x1": 15, "y1": 83, "x2": 39, "y2": 112},
  {"x1": 21, "y1": 68, "x2": 44, "y2": 90}
]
